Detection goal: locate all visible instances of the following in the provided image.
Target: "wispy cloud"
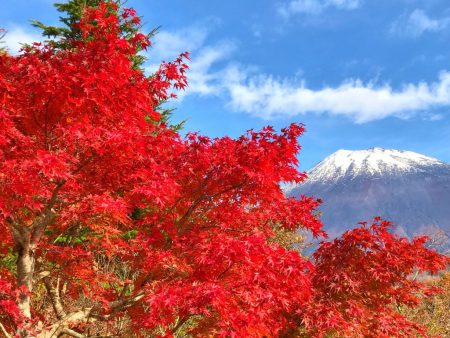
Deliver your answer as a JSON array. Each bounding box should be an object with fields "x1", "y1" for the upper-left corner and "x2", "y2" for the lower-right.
[
  {"x1": 1, "y1": 25, "x2": 42, "y2": 54},
  {"x1": 145, "y1": 21, "x2": 237, "y2": 98},
  {"x1": 147, "y1": 25, "x2": 210, "y2": 67},
  {"x1": 278, "y1": 0, "x2": 361, "y2": 17},
  {"x1": 149, "y1": 23, "x2": 450, "y2": 124},
  {"x1": 184, "y1": 42, "x2": 237, "y2": 96},
  {"x1": 390, "y1": 9, "x2": 450, "y2": 38}
]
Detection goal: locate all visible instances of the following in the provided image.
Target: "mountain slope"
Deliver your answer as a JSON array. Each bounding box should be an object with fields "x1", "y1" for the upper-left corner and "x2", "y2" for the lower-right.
[{"x1": 286, "y1": 148, "x2": 450, "y2": 248}]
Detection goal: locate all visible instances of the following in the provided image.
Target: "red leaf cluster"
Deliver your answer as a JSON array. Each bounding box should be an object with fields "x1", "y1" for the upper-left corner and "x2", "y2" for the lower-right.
[
  {"x1": 304, "y1": 218, "x2": 449, "y2": 337},
  {"x1": 0, "y1": 271, "x2": 21, "y2": 329}
]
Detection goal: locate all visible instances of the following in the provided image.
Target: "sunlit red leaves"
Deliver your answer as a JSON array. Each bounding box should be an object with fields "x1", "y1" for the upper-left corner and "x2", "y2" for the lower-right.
[
  {"x1": 150, "y1": 51, "x2": 189, "y2": 101},
  {"x1": 305, "y1": 218, "x2": 449, "y2": 337},
  {"x1": 0, "y1": 271, "x2": 22, "y2": 330},
  {"x1": 0, "y1": 0, "x2": 188, "y2": 225},
  {"x1": 117, "y1": 123, "x2": 326, "y2": 336},
  {"x1": 138, "y1": 234, "x2": 312, "y2": 336}
]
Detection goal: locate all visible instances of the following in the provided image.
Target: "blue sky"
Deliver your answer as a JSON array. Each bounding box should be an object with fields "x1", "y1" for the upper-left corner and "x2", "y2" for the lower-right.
[{"x1": 2, "y1": 0, "x2": 450, "y2": 170}]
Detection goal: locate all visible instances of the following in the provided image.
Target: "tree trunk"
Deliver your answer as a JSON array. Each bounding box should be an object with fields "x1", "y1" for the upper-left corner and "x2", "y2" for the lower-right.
[
  {"x1": 15, "y1": 242, "x2": 35, "y2": 338},
  {"x1": 16, "y1": 246, "x2": 35, "y2": 319}
]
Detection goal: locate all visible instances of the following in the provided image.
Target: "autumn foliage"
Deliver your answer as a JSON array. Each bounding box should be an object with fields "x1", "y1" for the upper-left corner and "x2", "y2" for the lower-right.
[{"x1": 0, "y1": 2, "x2": 448, "y2": 337}]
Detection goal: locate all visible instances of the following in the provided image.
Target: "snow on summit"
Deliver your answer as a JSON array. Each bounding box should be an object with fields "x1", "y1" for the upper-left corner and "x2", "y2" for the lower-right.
[{"x1": 307, "y1": 147, "x2": 446, "y2": 183}]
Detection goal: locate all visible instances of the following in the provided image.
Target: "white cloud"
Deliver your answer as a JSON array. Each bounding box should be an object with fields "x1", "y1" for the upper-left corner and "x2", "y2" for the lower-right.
[
  {"x1": 147, "y1": 26, "x2": 209, "y2": 68},
  {"x1": 390, "y1": 9, "x2": 450, "y2": 38},
  {"x1": 184, "y1": 41, "x2": 236, "y2": 96},
  {"x1": 1, "y1": 25, "x2": 42, "y2": 54},
  {"x1": 278, "y1": 0, "x2": 361, "y2": 17},
  {"x1": 145, "y1": 21, "x2": 237, "y2": 98},
  {"x1": 223, "y1": 71, "x2": 450, "y2": 123},
  {"x1": 146, "y1": 23, "x2": 450, "y2": 124}
]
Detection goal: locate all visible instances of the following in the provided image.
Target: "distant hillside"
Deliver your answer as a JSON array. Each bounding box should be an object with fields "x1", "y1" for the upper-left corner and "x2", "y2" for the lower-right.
[{"x1": 286, "y1": 148, "x2": 450, "y2": 252}]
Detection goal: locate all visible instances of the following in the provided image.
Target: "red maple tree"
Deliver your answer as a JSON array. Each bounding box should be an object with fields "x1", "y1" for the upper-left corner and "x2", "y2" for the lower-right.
[{"x1": 0, "y1": 2, "x2": 447, "y2": 337}]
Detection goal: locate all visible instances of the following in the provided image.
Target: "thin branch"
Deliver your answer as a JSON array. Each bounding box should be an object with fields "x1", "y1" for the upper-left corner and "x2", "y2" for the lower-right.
[
  {"x1": 217, "y1": 262, "x2": 234, "y2": 281},
  {"x1": 0, "y1": 322, "x2": 12, "y2": 338},
  {"x1": 30, "y1": 181, "x2": 65, "y2": 246},
  {"x1": 30, "y1": 153, "x2": 96, "y2": 247},
  {"x1": 58, "y1": 328, "x2": 85, "y2": 338},
  {"x1": 71, "y1": 153, "x2": 96, "y2": 176},
  {"x1": 176, "y1": 196, "x2": 204, "y2": 228},
  {"x1": 176, "y1": 182, "x2": 245, "y2": 229},
  {"x1": 98, "y1": 291, "x2": 145, "y2": 320},
  {"x1": 171, "y1": 317, "x2": 189, "y2": 335}
]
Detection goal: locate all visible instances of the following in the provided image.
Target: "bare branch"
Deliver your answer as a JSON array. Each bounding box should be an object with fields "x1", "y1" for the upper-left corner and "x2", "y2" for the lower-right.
[
  {"x1": 171, "y1": 317, "x2": 189, "y2": 334},
  {"x1": 58, "y1": 328, "x2": 85, "y2": 338},
  {"x1": 97, "y1": 291, "x2": 145, "y2": 320},
  {"x1": 37, "y1": 308, "x2": 93, "y2": 338},
  {"x1": 43, "y1": 276, "x2": 67, "y2": 320},
  {"x1": 36, "y1": 270, "x2": 51, "y2": 280},
  {"x1": 37, "y1": 292, "x2": 146, "y2": 338},
  {"x1": 0, "y1": 322, "x2": 12, "y2": 338}
]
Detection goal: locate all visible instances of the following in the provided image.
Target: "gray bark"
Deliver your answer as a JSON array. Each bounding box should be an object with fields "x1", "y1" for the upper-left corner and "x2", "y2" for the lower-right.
[{"x1": 16, "y1": 247, "x2": 35, "y2": 319}]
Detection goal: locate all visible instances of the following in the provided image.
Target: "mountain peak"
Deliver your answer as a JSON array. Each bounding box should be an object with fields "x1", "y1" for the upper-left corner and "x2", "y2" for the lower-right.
[
  {"x1": 284, "y1": 147, "x2": 450, "y2": 251},
  {"x1": 285, "y1": 148, "x2": 450, "y2": 251},
  {"x1": 307, "y1": 148, "x2": 445, "y2": 183}
]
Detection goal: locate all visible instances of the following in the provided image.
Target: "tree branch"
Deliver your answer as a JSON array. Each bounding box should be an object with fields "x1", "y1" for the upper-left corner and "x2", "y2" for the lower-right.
[
  {"x1": 98, "y1": 291, "x2": 145, "y2": 320},
  {"x1": 217, "y1": 262, "x2": 234, "y2": 281},
  {"x1": 58, "y1": 328, "x2": 84, "y2": 338},
  {"x1": 177, "y1": 182, "x2": 245, "y2": 230},
  {"x1": 36, "y1": 292, "x2": 146, "y2": 338},
  {"x1": 43, "y1": 276, "x2": 66, "y2": 320},
  {"x1": 30, "y1": 153, "x2": 96, "y2": 248},
  {"x1": 30, "y1": 182, "x2": 64, "y2": 247},
  {"x1": 0, "y1": 322, "x2": 12, "y2": 338},
  {"x1": 171, "y1": 317, "x2": 189, "y2": 334},
  {"x1": 71, "y1": 153, "x2": 96, "y2": 176}
]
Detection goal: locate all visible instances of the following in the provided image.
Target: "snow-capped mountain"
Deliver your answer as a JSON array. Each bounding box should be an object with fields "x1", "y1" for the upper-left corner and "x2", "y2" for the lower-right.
[
  {"x1": 286, "y1": 148, "x2": 450, "y2": 250},
  {"x1": 303, "y1": 148, "x2": 446, "y2": 182}
]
